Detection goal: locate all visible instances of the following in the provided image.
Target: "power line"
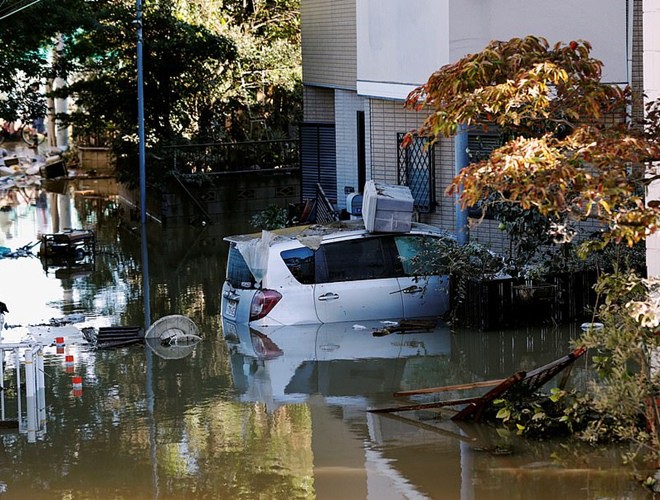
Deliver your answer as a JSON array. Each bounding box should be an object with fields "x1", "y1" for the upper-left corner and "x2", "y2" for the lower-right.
[{"x1": 0, "y1": 0, "x2": 43, "y2": 21}]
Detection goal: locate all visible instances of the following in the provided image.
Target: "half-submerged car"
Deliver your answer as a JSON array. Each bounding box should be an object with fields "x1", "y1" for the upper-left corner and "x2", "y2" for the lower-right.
[{"x1": 221, "y1": 219, "x2": 451, "y2": 326}]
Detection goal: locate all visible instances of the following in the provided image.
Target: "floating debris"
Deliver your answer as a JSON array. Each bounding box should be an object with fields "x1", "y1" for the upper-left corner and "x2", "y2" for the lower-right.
[
  {"x1": 39, "y1": 229, "x2": 95, "y2": 259},
  {"x1": 369, "y1": 346, "x2": 587, "y2": 421},
  {"x1": 580, "y1": 322, "x2": 604, "y2": 332},
  {"x1": 0, "y1": 241, "x2": 39, "y2": 259},
  {"x1": 372, "y1": 319, "x2": 438, "y2": 337},
  {"x1": 82, "y1": 326, "x2": 144, "y2": 349},
  {"x1": 145, "y1": 315, "x2": 201, "y2": 359}
]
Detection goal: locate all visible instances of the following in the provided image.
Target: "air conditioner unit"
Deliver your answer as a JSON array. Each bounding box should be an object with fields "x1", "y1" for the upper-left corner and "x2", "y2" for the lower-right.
[{"x1": 362, "y1": 180, "x2": 413, "y2": 233}]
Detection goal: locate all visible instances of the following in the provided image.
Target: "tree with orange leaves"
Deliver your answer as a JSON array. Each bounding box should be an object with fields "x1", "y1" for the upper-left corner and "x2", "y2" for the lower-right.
[
  {"x1": 405, "y1": 35, "x2": 659, "y2": 250},
  {"x1": 405, "y1": 36, "x2": 660, "y2": 469}
]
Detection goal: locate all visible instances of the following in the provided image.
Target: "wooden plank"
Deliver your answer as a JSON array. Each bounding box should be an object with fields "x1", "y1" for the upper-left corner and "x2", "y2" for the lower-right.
[
  {"x1": 394, "y1": 379, "x2": 506, "y2": 397},
  {"x1": 519, "y1": 346, "x2": 586, "y2": 394},
  {"x1": 451, "y1": 371, "x2": 526, "y2": 422},
  {"x1": 368, "y1": 396, "x2": 483, "y2": 414},
  {"x1": 379, "y1": 348, "x2": 587, "y2": 425}
]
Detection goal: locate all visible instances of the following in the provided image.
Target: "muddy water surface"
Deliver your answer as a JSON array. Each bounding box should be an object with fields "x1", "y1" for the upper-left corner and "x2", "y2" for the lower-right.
[{"x1": 0, "y1": 173, "x2": 650, "y2": 499}]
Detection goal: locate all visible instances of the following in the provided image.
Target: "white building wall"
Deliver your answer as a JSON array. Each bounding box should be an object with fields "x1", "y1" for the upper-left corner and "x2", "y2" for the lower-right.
[
  {"x1": 334, "y1": 90, "x2": 366, "y2": 209},
  {"x1": 645, "y1": 0, "x2": 660, "y2": 276},
  {"x1": 356, "y1": 0, "x2": 629, "y2": 100}
]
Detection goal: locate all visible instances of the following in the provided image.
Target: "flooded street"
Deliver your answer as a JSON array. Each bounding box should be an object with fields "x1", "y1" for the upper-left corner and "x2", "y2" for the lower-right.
[{"x1": 0, "y1": 174, "x2": 652, "y2": 499}]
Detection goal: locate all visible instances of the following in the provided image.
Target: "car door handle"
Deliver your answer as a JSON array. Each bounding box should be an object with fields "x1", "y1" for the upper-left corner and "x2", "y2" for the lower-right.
[
  {"x1": 392, "y1": 285, "x2": 423, "y2": 295},
  {"x1": 317, "y1": 292, "x2": 339, "y2": 301}
]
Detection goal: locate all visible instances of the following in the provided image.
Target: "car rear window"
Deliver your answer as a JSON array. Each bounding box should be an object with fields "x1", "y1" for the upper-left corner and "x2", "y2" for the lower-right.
[
  {"x1": 281, "y1": 247, "x2": 315, "y2": 284},
  {"x1": 226, "y1": 244, "x2": 257, "y2": 289}
]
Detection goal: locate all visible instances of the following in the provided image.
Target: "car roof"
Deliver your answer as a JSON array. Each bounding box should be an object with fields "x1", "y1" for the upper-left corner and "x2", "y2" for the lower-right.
[{"x1": 224, "y1": 219, "x2": 451, "y2": 246}]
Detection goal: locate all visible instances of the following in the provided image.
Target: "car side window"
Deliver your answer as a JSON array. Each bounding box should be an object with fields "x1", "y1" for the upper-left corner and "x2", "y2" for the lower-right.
[
  {"x1": 317, "y1": 237, "x2": 390, "y2": 283},
  {"x1": 280, "y1": 247, "x2": 316, "y2": 284},
  {"x1": 393, "y1": 235, "x2": 437, "y2": 276}
]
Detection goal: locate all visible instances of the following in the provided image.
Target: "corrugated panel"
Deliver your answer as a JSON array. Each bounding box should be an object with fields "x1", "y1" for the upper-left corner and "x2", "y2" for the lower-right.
[{"x1": 300, "y1": 124, "x2": 337, "y2": 203}]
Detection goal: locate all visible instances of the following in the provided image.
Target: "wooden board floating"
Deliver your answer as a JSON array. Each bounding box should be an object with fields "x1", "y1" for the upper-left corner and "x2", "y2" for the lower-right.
[
  {"x1": 372, "y1": 319, "x2": 438, "y2": 337},
  {"x1": 394, "y1": 379, "x2": 506, "y2": 397},
  {"x1": 368, "y1": 346, "x2": 587, "y2": 422}
]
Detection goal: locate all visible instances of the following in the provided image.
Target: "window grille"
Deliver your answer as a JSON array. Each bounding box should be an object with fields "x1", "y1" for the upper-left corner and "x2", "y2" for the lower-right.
[{"x1": 397, "y1": 133, "x2": 435, "y2": 213}]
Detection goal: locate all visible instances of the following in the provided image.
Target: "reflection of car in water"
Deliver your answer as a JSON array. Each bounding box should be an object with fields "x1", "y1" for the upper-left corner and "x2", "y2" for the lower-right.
[
  {"x1": 221, "y1": 220, "x2": 452, "y2": 326},
  {"x1": 223, "y1": 318, "x2": 451, "y2": 411}
]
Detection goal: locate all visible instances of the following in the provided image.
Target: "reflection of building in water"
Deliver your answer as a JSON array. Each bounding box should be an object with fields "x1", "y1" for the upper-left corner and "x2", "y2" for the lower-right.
[
  {"x1": 451, "y1": 324, "x2": 583, "y2": 381},
  {"x1": 35, "y1": 190, "x2": 48, "y2": 237},
  {"x1": 49, "y1": 189, "x2": 73, "y2": 233},
  {"x1": 0, "y1": 206, "x2": 14, "y2": 245}
]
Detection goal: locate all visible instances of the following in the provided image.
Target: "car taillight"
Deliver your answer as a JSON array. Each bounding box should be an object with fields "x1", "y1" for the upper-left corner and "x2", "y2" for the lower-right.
[{"x1": 249, "y1": 289, "x2": 282, "y2": 321}]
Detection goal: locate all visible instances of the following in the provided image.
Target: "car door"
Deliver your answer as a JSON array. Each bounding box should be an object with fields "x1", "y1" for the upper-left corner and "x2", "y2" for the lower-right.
[
  {"x1": 313, "y1": 236, "x2": 403, "y2": 323},
  {"x1": 392, "y1": 234, "x2": 449, "y2": 319}
]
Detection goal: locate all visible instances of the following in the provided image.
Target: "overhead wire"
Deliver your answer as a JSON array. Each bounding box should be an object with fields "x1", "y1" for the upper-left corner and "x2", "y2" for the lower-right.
[
  {"x1": 0, "y1": 0, "x2": 43, "y2": 21},
  {"x1": 0, "y1": 0, "x2": 40, "y2": 16}
]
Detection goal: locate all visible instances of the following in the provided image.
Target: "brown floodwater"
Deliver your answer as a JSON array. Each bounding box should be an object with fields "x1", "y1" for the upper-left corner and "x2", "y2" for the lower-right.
[{"x1": 0, "y1": 173, "x2": 652, "y2": 499}]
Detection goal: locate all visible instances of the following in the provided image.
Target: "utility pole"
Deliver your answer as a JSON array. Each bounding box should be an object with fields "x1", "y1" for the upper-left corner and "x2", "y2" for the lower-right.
[
  {"x1": 136, "y1": 0, "x2": 150, "y2": 330},
  {"x1": 137, "y1": 0, "x2": 146, "y2": 226}
]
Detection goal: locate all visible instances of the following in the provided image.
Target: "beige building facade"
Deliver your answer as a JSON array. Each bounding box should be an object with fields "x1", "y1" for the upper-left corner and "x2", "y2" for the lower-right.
[{"x1": 301, "y1": 0, "x2": 641, "y2": 253}]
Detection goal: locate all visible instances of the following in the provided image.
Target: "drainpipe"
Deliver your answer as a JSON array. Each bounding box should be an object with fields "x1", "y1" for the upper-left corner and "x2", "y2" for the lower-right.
[{"x1": 454, "y1": 124, "x2": 469, "y2": 245}]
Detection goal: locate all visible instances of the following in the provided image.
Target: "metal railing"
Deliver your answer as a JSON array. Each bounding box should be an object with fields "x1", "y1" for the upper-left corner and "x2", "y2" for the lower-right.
[{"x1": 166, "y1": 138, "x2": 300, "y2": 174}]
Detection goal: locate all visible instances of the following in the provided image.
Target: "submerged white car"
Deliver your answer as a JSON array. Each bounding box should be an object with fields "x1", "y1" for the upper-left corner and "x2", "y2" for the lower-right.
[{"x1": 221, "y1": 220, "x2": 451, "y2": 326}]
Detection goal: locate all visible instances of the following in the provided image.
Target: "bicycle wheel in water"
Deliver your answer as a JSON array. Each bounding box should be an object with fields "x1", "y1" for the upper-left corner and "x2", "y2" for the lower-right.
[{"x1": 21, "y1": 125, "x2": 47, "y2": 146}]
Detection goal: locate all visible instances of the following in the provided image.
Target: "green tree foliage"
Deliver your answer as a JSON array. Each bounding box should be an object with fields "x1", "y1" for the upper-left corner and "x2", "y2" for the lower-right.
[
  {"x1": 58, "y1": 0, "x2": 237, "y2": 143},
  {"x1": 173, "y1": 0, "x2": 302, "y2": 141},
  {"x1": 0, "y1": 0, "x2": 301, "y2": 147},
  {"x1": 0, "y1": 0, "x2": 88, "y2": 120}
]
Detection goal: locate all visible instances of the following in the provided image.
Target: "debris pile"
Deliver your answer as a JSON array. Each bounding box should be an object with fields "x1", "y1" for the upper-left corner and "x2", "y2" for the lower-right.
[{"x1": 0, "y1": 147, "x2": 67, "y2": 191}]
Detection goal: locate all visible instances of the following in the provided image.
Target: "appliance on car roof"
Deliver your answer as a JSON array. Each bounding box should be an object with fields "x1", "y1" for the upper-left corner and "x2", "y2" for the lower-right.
[{"x1": 362, "y1": 180, "x2": 414, "y2": 233}]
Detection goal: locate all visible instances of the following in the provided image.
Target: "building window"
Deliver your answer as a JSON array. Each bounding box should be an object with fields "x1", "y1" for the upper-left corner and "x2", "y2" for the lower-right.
[
  {"x1": 467, "y1": 133, "x2": 502, "y2": 163},
  {"x1": 466, "y1": 132, "x2": 503, "y2": 219},
  {"x1": 397, "y1": 133, "x2": 435, "y2": 213}
]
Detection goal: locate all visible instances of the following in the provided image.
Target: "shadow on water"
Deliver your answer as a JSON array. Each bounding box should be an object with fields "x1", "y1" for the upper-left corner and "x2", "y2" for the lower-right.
[{"x1": 0, "y1": 176, "x2": 652, "y2": 498}]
